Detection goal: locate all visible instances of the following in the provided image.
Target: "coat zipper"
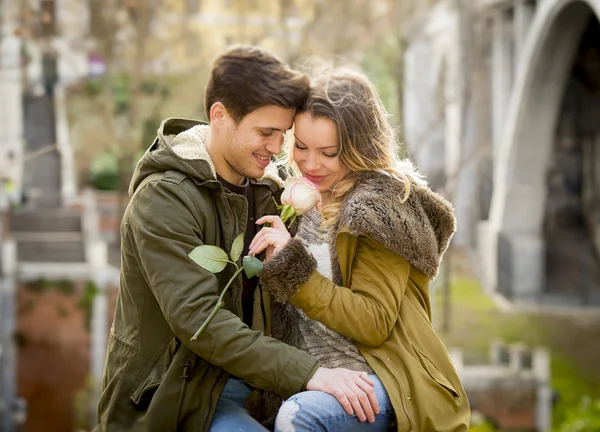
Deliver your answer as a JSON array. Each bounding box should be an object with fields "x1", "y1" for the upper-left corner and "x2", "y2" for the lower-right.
[
  {"x1": 175, "y1": 360, "x2": 192, "y2": 431},
  {"x1": 370, "y1": 351, "x2": 417, "y2": 431}
]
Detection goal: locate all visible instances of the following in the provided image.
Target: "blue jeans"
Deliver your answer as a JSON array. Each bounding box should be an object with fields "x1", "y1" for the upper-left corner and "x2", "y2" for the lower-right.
[
  {"x1": 274, "y1": 375, "x2": 395, "y2": 432},
  {"x1": 209, "y1": 378, "x2": 268, "y2": 432}
]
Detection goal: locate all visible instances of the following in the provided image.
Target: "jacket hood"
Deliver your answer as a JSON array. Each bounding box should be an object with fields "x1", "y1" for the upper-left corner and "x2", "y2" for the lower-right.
[
  {"x1": 333, "y1": 171, "x2": 456, "y2": 279},
  {"x1": 129, "y1": 117, "x2": 283, "y2": 195}
]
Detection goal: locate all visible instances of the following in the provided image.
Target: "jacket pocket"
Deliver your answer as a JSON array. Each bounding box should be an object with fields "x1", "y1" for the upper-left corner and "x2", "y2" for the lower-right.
[
  {"x1": 129, "y1": 366, "x2": 166, "y2": 408},
  {"x1": 412, "y1": 345, "x2": 460, "y2": 400},
  {"x1": 129, "y1": 338, "x2": 179, "y2": 408}
]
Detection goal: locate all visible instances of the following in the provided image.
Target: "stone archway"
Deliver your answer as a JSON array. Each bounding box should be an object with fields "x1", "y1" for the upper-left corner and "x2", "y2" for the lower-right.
[{"x1": 485, "y1": 0, "x2": 600, "y2": 304}]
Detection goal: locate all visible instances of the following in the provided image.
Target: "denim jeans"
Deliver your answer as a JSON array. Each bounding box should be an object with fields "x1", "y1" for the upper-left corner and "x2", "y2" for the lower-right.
[
  {"x1": 209, "y1": 378, "x2": 269, "y2": 432},
  {"x1": 274, "y1": 375, "x2": 395, "y2": 432}
]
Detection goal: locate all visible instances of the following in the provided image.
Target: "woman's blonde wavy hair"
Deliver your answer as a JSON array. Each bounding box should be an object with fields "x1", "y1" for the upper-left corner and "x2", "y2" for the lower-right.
[{"x1": 282, "y1": 66, "x2": 426, "y2": 227}]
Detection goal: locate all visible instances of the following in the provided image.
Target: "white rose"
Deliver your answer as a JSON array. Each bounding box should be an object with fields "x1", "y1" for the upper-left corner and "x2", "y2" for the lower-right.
[{"x1": 280, "y1": 177, "x2": 321, "y2": 216}]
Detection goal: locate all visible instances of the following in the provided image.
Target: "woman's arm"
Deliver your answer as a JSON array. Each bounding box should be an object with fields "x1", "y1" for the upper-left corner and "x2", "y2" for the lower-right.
[{"x1": 260, "y1": 233, "x2": 411, "y2": 347}]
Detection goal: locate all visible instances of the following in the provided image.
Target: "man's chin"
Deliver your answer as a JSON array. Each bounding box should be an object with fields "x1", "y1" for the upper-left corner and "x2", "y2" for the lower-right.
[{"x1": 249, "y1": 165, "x2": 268, "y2": 180}]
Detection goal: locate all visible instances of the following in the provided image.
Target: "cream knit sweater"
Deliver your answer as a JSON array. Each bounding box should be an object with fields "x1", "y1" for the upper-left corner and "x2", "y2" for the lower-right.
[{"x1": 292, "y1": 209, "x2": 374, "y2": 373}]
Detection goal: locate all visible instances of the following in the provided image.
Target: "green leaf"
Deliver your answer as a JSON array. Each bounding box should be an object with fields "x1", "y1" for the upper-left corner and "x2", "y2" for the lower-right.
[
  {"x1": 188, "y1": 245, "x2": 230, "y2": 273},
  {"x1": 243, "y1": 255, "x2": 264, "y2": 278},
  {"x1": 230, "y1": 233, "x2": 244, "y2": 262}
]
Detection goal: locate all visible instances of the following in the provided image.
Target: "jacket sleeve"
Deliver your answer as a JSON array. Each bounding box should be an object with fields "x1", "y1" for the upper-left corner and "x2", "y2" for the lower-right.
[
  {"x1": 260, "y1": 234, "x2": 411, "y2": 347},
  {"x1": 126, "y1": 179, "x2": 318, "y2": 398}
]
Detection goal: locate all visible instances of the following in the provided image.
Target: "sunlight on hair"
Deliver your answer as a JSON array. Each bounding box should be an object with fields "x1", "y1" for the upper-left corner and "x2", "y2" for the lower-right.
[{"x1": 282, "y1": 65, "x2": 426, "y2": 227}]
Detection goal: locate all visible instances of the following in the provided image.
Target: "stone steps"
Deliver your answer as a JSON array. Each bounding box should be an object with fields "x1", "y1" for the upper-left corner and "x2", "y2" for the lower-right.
[
  {"x1": 16, "y1": 239, "x2": 86, "y2": 263},
  {"x1": 11, "y1": 209, "x2": 82, "y2": 233},
  {"x1": 11, "y1": 208, "x2": 86, "y2": 263},
  {"x1": 22, "y1": 94, "x2": 60, "y2": 208}
]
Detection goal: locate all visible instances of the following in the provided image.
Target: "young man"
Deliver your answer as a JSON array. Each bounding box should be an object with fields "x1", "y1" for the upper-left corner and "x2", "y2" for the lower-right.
[{"x1": 95, "y1": 46, "x2": 378, "y2": 432}]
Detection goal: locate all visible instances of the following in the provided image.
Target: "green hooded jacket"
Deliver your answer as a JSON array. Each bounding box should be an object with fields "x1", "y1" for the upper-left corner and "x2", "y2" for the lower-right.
[{"x1": 95, "y1": 118, "x2": 319, "y2": 432}]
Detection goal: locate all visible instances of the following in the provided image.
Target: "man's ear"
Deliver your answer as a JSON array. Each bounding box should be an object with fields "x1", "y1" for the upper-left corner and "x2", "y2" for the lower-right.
[{"x1": 209, "y1": 102, "x2": 229, "y2": 126}]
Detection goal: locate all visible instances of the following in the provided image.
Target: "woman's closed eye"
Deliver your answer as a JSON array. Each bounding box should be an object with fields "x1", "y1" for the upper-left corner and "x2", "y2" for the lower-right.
[{"x1": 295, "y1": 142, "x2": 338, "y2": 158}]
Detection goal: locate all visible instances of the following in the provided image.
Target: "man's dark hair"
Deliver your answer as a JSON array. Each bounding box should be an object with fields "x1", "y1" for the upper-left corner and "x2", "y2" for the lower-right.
[{"x1": 205, "y1": 45, "x2": 309, "y2": 123}]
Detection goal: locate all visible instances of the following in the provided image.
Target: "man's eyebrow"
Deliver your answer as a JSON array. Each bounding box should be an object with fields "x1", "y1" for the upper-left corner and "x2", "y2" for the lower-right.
[
  {"x1": 294, "y1": 134, "x2": 337, "y2": 149},
  {"x1": 258, "y1": 126, "x2": 284, "y2": 132}
]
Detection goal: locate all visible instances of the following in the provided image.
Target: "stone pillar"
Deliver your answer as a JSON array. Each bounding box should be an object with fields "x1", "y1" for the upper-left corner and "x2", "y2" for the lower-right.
[
  {"x1": 0, "y1": 228, "x2": 19, "y2": 431},
  {"x1": 0, "y1": 35, "x2": 24, "y2": 189},
  {"x1": 533, "y1": 347, "x2": 551, "y2": 432},
  {"x1": 497, "y1": 231, "x2": 544, "y2": 300},
  {"x1": 449, "y1": 348, "x2": 464, "y2": 377},
  {"x1": 54, "y1": 84, "x2": 78, "y2": 206},
  {"x1": 508, "y1": 342, "x2": 527, "y2": 371},
  {"x1": 514, "y1": 0, "x2": 536, "y2": 66},
  {"x1": 491, "y1": 7, "x2": 515, "y2": 161},
  {"x1": 490, "y1": 338, "x2": 503, "y2": 365}
]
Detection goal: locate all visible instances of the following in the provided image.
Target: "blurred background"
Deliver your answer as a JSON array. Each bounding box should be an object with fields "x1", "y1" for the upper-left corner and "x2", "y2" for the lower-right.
[{"x1": 0, "y1": 0, "x2": 599, "y2": 431}]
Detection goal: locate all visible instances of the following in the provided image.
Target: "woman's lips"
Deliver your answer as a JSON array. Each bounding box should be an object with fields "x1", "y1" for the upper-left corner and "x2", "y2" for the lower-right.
[{"x1": 304, "y1": 173, "x2": 325, "y2": 184}]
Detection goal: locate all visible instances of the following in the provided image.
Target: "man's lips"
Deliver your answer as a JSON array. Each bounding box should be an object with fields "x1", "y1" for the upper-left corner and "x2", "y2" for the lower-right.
[{"x1": 253, "y1": 153, "x2": 271, "y2": 167}]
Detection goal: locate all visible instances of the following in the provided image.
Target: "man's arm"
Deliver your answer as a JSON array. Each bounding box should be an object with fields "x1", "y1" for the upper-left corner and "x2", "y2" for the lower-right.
[
  {"x1": 127, "y1": 178, "x2": 379, "y2": 424},
  {"x1": 127, "y1": 179, "x2": 315, "y2": 398}
]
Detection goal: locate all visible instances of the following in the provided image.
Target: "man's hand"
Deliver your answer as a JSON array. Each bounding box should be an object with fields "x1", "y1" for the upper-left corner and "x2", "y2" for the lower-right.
[{"x1": 306, "y1": 367, "x2": 380, "y2": 423}]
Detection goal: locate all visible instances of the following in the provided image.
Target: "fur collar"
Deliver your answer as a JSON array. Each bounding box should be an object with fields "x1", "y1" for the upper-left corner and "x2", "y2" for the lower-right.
[{"x1": 330, "y1": 171, "x2": 455, "y2": 280}]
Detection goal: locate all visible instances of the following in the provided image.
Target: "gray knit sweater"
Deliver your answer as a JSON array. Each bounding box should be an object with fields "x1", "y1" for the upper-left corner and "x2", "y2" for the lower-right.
[{"x1": 292, "y1": 209, "x2": 374, "y2": 374}]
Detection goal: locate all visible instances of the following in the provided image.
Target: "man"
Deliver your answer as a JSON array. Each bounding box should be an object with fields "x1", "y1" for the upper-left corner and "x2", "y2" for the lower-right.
[{"x1": 96, "y1": 46, "x2": 378, "y2": 432}]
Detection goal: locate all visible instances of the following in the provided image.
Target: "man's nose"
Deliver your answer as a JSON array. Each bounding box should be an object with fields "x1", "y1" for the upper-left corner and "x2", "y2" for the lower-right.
[{"x1": 266, "y1": 133, "x2": 285, "y2": 156}]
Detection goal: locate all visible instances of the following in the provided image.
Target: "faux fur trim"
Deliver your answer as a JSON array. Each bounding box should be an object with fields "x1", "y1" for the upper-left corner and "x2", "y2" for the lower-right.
[
  {"x1": 170, "y1": 124, "x2": 283, "y2": 186},
  {"x1": 331, "y1": 171, "x2": 456, "y2": 280},
  {"x1": 259, "y1": 239, "x2": 317, "y2": 303}
]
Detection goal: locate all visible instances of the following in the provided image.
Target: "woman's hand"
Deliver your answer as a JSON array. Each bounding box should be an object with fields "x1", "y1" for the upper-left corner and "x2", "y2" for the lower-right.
[{"x1": 249, "y1": 215, "x2": 291, "y2": 260}]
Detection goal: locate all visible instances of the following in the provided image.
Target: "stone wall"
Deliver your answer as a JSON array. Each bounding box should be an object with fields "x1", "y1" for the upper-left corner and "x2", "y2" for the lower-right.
[{"x1": 16, "y1": 280, "x2": 118, "y2": 431}]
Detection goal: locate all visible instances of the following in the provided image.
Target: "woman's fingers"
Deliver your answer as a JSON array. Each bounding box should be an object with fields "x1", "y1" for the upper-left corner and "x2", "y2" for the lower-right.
[
  {"x1": 256, "y1": 215, "x2": 287, "y2": 230},
  {"x1": 249, "y1": 225, "x2": 291, "y2": 256}
]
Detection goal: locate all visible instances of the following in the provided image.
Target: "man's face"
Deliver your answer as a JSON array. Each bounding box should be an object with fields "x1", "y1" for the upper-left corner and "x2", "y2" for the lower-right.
[{"x1": 217, "y1": 105, "x2": 294, "y2": 183}]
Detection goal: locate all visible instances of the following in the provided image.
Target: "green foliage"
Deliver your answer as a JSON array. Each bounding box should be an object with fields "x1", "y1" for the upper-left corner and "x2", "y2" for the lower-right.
[
  {"x1": 89, "y1": 152, "x2": 119, "y2": 191},
  {"x1": 85, "y1": 78, "x2": 103, "y2": 96},
  {"x1": 22, "y1": 278, "x2": 75, "y2": 295},
  {"x1": 469, "y1": 422, "x2": 497, "y2": 432},
  {"x1": 23, "y1": 278, "x2": 53, "y2": 293},
  {"x1": 435, "y1": 276, "x2": 600, "y2": 431},
  {"x1": 556, "y1": 397, "x2": 600, "y2": 432},
  {"x1": 189, "y1": 233, "x2": 264, "y2": 341},
  {"x1": 19, "y1": 299, "x2": 36, "y2": 316},
  {"x1": 73, "y1": 374, "x2": 95, "y2": 430},
  {"x1": 469, "y1": 410, "x2": 499, "y2": 431},
  {"x1": 360, "y1": 32, "x2": 403, "y2": 130},
  {"x1": 55, "y1": 279, "x2": 76, "y2": 295},
  {"x1": 78, "y1": 281, "x2": 100, "y2": 331}
]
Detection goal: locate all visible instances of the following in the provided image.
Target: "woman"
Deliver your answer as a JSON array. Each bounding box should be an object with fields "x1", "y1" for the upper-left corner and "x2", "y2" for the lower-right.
[{"x1": 248, "y1": 68, "x2": 470, "y2": 432}]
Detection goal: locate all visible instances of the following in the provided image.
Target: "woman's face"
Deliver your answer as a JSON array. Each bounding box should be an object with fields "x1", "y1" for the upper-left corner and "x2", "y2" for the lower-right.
[{"x1": 293, "y1": 112, "x2": 349, "y2": 198}]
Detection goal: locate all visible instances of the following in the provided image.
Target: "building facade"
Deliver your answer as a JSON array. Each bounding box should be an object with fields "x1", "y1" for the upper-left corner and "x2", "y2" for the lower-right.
[{"x1": 404, "y1": 0, "x2": 600, "y2": 306}]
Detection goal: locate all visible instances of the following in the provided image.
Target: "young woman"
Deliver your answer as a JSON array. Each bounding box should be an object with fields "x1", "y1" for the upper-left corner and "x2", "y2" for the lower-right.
[{"x1": 249, "y1": 68, "x2": 471, "y2": 432}]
